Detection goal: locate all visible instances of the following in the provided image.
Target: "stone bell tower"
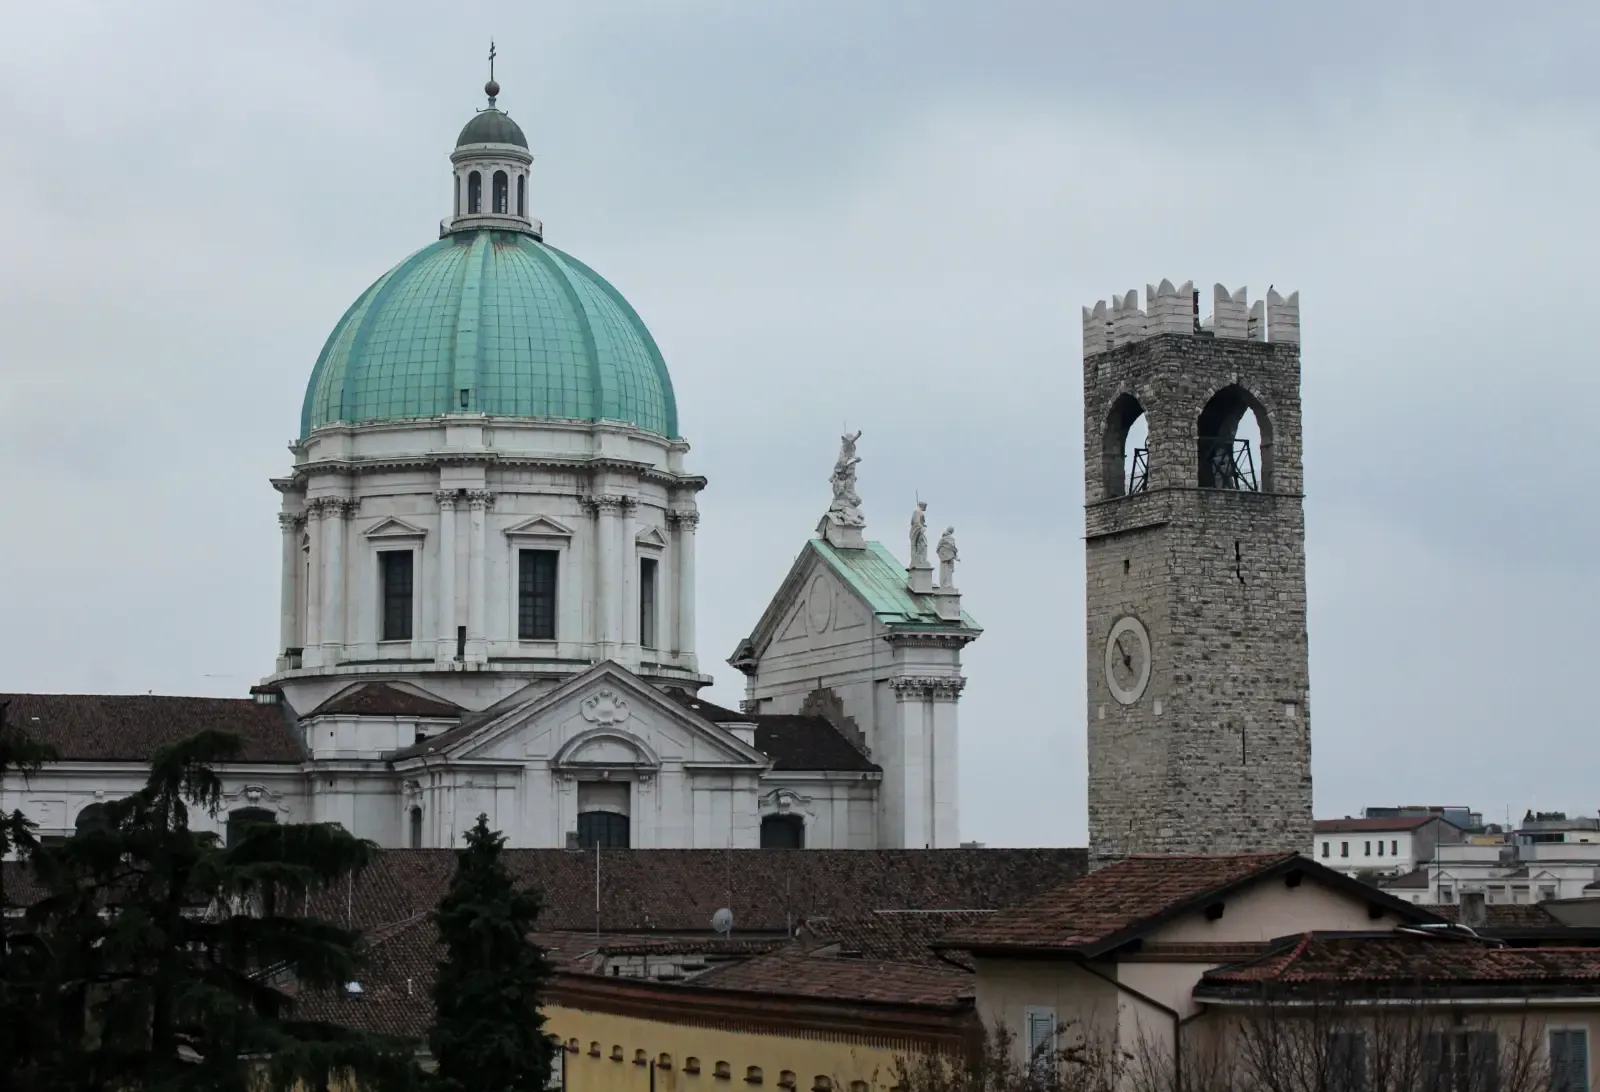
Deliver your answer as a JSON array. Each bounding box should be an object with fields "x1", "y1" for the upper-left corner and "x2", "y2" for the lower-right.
[{"x1": 1082, "y1": 280, "x2": 1311, "y2": 867}]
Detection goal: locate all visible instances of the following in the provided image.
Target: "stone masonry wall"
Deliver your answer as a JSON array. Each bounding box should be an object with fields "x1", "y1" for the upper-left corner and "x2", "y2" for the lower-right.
[{"x1": 1083, "y1": 288, "x2": 1311, "y2": 867}]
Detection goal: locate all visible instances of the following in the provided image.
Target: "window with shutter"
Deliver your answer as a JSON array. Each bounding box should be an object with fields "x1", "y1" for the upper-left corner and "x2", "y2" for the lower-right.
[
  {"x1": 1023, "y1": 1006, "x2": 1056, "y2": 1073},
  {"x1": 1424, "y1": 1030, "x2": 1500, "y2": 1092},
  {"x1": 1327, "y1": 1031, "x2": 1370, "y2": 1092},
  {"x1": 1551, "y1": 1029, "x2": 1590, "y2": 1092}
]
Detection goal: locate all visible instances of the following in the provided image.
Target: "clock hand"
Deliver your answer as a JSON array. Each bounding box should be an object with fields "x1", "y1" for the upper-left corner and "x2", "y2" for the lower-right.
[{"x1": 1115, "y1": 637, "x2": 1133, "y2": 670}]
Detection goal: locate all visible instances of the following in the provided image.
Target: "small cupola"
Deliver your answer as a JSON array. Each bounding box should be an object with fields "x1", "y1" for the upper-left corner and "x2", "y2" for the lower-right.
[{"x1": 445, "y1": 43, "x2": 540, "y2": 239}]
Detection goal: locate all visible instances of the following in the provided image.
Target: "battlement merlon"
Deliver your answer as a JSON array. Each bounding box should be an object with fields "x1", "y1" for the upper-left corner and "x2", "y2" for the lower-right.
[{"x1": 1081, "y1": 279, "x2": 1300, "y2": 356}]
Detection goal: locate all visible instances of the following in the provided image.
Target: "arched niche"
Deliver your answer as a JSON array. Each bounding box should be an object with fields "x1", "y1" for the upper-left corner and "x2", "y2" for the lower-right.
[
  {"x1": 1196, "y1": 384, "x2": 1273, "y2": 491},
  {"x1": 1101, "y1": 392, "x2": 1148, "y2": 499}
]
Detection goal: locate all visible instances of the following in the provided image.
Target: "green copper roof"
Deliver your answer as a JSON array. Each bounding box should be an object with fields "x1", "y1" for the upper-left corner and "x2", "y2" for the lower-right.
[
  {"x1": 456, "y1": 108, "x2": 527, "y2": 148},
  {"x1": 300, "y1": 231, "x2": 678, "y2": 440},
  {"x1": 808, "y1": 539, "x2": 981, "y2": 630}
]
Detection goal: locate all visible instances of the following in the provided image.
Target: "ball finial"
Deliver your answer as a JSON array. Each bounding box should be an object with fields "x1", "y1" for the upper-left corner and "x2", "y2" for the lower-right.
[{"x1": 485, "y1": 78, "x2": 501, "y2": 100}]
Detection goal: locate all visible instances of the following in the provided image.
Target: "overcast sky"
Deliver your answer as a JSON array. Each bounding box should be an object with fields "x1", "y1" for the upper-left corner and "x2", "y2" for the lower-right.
[{"x1": 2, "y1": 2, "x2": 1596, "y2": 845}]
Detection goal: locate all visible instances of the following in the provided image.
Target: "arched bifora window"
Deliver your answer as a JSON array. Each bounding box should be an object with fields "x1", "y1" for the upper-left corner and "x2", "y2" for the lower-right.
[
  {"x1": 516, "y1": 174, "x2": 527, "y2": 218},
  {"x1": 760, "y1": 813, "x2": 805, "y2": 849},
  {"x1": 492, "y1": 170, "x2": 509, "y2": 215},
  {"x1": 1197, "y1": 384, "x2": 1271, "y2": 491},
  {"x1": 1101, "y1": 392, "x2": 1148, "y2": 499},
  {"x1": 467, "y1": 171, "x2": 482, "y2": 214},
  {"x1": 226, "y1": 806, "x2": 277, "y2": 847}
]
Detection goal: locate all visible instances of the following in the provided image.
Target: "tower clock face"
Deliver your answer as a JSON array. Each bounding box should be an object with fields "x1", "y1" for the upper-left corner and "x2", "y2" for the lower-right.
[{"x1": 1104, "y1": 616, "x2": 1152, "y2": 705}]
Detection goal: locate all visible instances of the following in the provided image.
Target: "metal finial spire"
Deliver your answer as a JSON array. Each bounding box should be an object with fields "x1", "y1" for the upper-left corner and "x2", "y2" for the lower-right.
[{"x1": 484, "y1": 41, "x2": 500, "y2": 107}]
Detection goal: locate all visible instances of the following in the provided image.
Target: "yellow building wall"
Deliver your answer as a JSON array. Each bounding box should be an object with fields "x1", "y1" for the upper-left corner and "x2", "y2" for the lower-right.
[{"x1": 545, "y1": 1003, "x2": 933, "y2": 1092}]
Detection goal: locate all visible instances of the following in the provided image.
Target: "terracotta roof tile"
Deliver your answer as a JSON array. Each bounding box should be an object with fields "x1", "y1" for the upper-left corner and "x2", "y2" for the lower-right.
[
  {"x1": 663, "y1": 690, "x2": 877, "y2": 772},
  {"x1": 1199, "y1": 932, "x2": 1600, "y2": 999},
  {"x1": 306, "y1": 847, "x2": 1086, "y2": 935},
  {"x1": 1314, "y1": 816, "x2": 1448, "y2": 833},
  {"x1": 1420, "y1": 902, "x2": 1563, "y2": 928},
  {"x1": 802, "y1": 910, "x2": 997, "y2": 966},
  {"x1": 0, "y1": 693, "x2": 302, "y2": 764},
  {"x1": 690, "y1": 946, "x2": 972, "y2": 1008},
  {"x1": 940, "y1": 852, "x2": 1318, "y2": 956},
  {"x1": 307, "y1": 684, "x2": 461, "y2": 719}
]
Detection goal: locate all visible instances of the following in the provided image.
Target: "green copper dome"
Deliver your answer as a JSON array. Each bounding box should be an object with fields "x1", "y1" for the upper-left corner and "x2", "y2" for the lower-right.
[
  {"x1": 300, "y1": 231, "x2": 678, "y2": 439},
  {"x1": 456, "y1": 108, "x2": 527, "y2": 148}
]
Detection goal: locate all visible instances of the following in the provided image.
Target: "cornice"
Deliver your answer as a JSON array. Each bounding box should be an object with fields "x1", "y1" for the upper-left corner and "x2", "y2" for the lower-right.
[
  {"x1": 284, "y1": 452, "x2": 705, "y2": 491},
  {"x1": 887, "y1": 675, "x2": 968, "y2": 701},
  {"x1": 881, "y1": 629, "x2": 979, "y2": 648}
]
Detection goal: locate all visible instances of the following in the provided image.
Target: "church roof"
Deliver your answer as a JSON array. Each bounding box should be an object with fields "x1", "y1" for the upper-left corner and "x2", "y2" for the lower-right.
[
  {"x1": 810, "y1": 539, "x2": 980, "y2": 631},
  {"x1": 306, "y1": 683, "x2": 461, "y2": 720},
  {"x1": 300, "y1": 233, "x2": 677, "y2": 440},
  {"x1": 0, "y1": 693, "x2": 302, "y2": 764},
  {"x1": 662, "y1": 689, "x2": 878, "y2": 773}
]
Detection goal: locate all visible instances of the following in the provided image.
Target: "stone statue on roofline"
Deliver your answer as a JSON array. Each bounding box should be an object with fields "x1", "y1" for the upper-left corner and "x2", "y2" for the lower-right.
[
  {"x1": 937, "y1": 526, "x2": 958, "y2": 588},
  {"x1": 818, "y1": 430, "x2": 868, "y2": 549},
  {"x1": 909, "y1": 501, "x2": 929, "y2": 569}
]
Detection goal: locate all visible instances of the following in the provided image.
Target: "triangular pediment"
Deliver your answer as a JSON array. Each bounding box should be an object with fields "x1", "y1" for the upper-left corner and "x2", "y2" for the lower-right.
[
  {"x1": 635, "y1": 526, "x2": 668, "y2": 549},
  {"x1": 503, "y1": 515, "x2": 574, "y2": 539},
  {"x1": 734, "y1": 541, "x2": 891, "y2": 664},
  {"x1": 363, "y1": 516, "x2": 427, "y2": 539},
  {"x1": 393, "y1": 662, "x2": 771, "y2": 771}
]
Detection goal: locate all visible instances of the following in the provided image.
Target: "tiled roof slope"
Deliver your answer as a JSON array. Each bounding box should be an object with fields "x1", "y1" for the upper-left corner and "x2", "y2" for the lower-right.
[
  {"x1": 307, "y1": 684, "x2": 461, "y2": 719},
  {"x1": 1198, "y1": 933, "x2": 1600, "y2": 1000},
  {"x1": 663, "y1": 689, "x2": 878, "y2": 772},
  {"x1": 940, "y1": 853, "x2": 1439, "y2": 957},
  {"x1": 0, "y1": 693, "x2": 302, "y2": 764},
  {"x1": 1314, "y1": 815, "x2": 1446, "y2": 833},
  {"x1": 691, "y1": 946, "x2": 972, "y2": 1008},
  {"x1": 305, "y1": 848, "x2": 1086, "y2": 935},
  {"x1": 802, "y1": 910, "x2": 997, "y2": 966},
  {"x1": 1421, "y1": 903, "x2": 1562, "y2": 928}
]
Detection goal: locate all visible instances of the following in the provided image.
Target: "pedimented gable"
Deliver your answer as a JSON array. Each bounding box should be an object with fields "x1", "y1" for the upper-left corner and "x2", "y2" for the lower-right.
[
  {"x1": 363, "y1": 516, "x2": 427, "y2": 539},
  {"x1": 739, "y1": 545, "x2": 882, "y2": 661},
  {"x1": 407, "y1": 662, "x2": 770, "y2": 772},
  {"x1": 503, "y1": 515, "x2": 574, "y2": 539},
  {"x1": 635, "y1": 525, "x2": 668, "y2": 549}
]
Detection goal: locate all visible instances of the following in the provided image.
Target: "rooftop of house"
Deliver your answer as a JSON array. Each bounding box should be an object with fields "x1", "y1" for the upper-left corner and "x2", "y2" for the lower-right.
[
  {"x1": 0, "y1": 693, "x2": 302, "y2": 765},
  {"x1": 1197, "y1": 930, "x2": 1600, "y2": 1002},
  {"x1": 937, "y1": 853, "x2": 1440, "y2": 958},
  {"x1": 661, "y1": 689, "x2": 878, "y2": 772},
  {"x1": 1314, "y1": 815, "x2": 1449, "y2": 834},
  {"x1": 306, "y1": 683, "x2": 463, "y2": 720},
  {"x1": 799, "y1": 909, "x2": 998, "y2": 968}
]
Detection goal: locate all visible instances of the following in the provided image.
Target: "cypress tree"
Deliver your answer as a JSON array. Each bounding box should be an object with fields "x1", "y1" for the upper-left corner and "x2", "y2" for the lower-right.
[{"x1": 430, "y1": 814, "x2": 556, "y2": 1092}]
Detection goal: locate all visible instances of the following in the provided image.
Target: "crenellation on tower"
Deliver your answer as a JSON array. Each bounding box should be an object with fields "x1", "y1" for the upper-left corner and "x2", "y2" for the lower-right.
[
  {"x1": 1082, "y1": 277, "x2": 1311, "y2": 869},
  {"x1": 1082, "y1": 280, "x2": 1301, "y2": 354}
]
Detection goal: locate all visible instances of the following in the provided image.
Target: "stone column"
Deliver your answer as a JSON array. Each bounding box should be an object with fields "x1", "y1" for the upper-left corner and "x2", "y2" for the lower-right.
[
  {"x1": 435, "y1": 490, "x2": 458, "y2": 661},
  {"x1": 304, "y1": 502, "x2": 324, "y2": 653},
  {"x1": 886, "y1": 677, "x2": 930, "y2": 849},
  {"x1": 277, "y1": 513, "x2": 302, "y2": 657},
  {"x1": 929, "y1": 677, "x2": 966, "y2": 849},
  {"x1": 619, "y1": 497, "x2": 638, "y2": 650},
  {"x1": 321, "y1": 499, "x2": 351, "y2": 655},
  {"x1": 466, "y1": 490, "x2": 493, "y2": 662},
  {"x1": 590, "y1": 495, "x2": 625, "y2": 657},
  {"x1": 670, "y1": 510, "x2": 699, "y2": 659}
]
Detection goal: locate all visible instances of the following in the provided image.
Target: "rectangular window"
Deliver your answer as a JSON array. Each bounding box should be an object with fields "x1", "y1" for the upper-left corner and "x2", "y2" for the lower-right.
[
  {"x1": 1023, "y1": 1006, "x2": 1056, "y2": 1073},
  {"x1": 1326, "y1": 1031, "x2": 1370, "y2": 1092},
  {"x1": 379, "y1": 550, "x2": 414, "y2": 641},
  {"x1": 1321, "y1": 841, "x2": 1330, "y2": 858},
  {"x1": 1392, "y1": 839, "x2": 1400, "y2": 856},
  {"x1": 639, "y1": 557, "x2": 658, "y2": 649},
  {"x1": 1440, "y1": 886, "x2": 1454, "y2": 903},
  {"x1": 1541, "y1": 885, "x2": 1558, "y2": 902},
  {"x1": 1378, "y1": 840, "x2": 1385, "y2": 856},
  {"x1": 518, "y1": 549, "x2": 559, "y2": 640},
  {"x1": 1341, "y1": 841, "x2": 1349, "y2": 858},
  {"x1": 1551, "y1": 1028, "x2": 1590, "y2": 1092},
  {"x1": 1424, "y1": 1030, "x2": 1497, "y2": 1092},
  {"x1": 1364, "y1": 840, "x2": 1372, "y2": 856}
]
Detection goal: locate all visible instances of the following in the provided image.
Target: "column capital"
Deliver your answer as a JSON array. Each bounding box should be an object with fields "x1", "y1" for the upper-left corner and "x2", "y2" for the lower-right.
[
  {"x1": 466, "y1": 489, "x2": 495, "y2": 512},
  {"x1": 666, "y1": 509, "x2": 701, "y2": 529},
  {"x1": 308, "y1": 497, "x2": 355, "y2": 519},
  {"x1": 582, "y1": 493, "x2": 630, "y2": 514},
  {"x1": 434, "y1": 489, "x2": 459, "y2": 511},
  {"x1": 277, "y1": 512, "x2": 305, "y2": 531},
  {"x1": 887, "y1": 675, "x2": 966, "y2": 701}
]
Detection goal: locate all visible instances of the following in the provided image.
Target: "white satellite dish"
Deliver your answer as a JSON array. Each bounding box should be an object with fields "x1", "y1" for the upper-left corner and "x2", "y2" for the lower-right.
[{"x1": 711, "y1": 907, "x2": 734, "y2": 936}]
